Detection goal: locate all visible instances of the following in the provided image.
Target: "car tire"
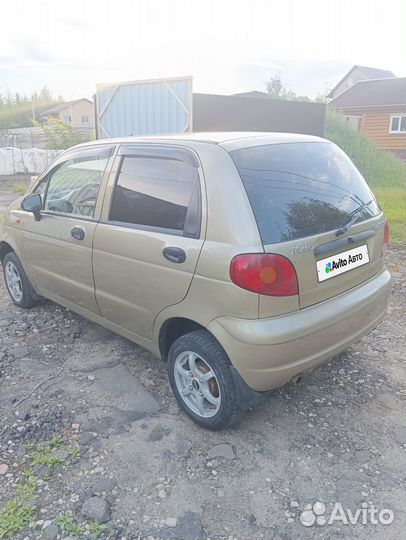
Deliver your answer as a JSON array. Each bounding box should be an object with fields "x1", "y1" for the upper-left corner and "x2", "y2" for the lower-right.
[
  {"x1": 167, "y1": 329, "x2": 243, "y2": 430},
  {"x1": 3, "y1": 251, "x2": 39, "y2": 309}
]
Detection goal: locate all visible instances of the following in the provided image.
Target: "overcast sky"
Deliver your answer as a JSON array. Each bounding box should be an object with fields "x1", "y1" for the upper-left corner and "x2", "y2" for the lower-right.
[{"x1": 0, "y1": 0, "x2": 405, "y2": 101}]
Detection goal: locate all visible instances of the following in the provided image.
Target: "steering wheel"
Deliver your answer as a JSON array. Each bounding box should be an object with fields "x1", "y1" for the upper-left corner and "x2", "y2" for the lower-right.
[{"x1": 70, "y1": 182, "x2": 100, "y2": 216}]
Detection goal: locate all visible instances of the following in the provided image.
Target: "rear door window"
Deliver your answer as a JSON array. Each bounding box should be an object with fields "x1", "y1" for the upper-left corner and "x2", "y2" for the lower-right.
[
  {"x1": 109, "y1": 152, "x2": 201, "y2": 236},
  {"x1": 230, "y1": 142, "x2": 380, "y2": 244}
]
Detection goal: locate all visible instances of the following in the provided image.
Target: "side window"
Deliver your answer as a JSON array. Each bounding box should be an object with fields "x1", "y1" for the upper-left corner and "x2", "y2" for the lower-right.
[
  {"x1": 43, "y1": 147, "x2": 113, "y2": 218},
  {"x1": 33, "y1": 179, "x2": 47, "y2": 196},
  {"x1": 109, "y1": 154, "x2": 200, "y2": 235}
]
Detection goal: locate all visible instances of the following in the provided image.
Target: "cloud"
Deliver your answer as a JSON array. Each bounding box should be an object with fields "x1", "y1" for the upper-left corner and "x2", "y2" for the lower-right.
[
  {"x1": 0, "y1": 0, "x2": 404, "y2": 101},
  {"x1": 14, "y1": 39, "x2": 55, "y2": 64},
  {"x1": 60, "y1": 15, "x2": 92, "y2": 29},
  {"x1": 236, "y1": 59, "x2": 351, "y2": 97},
  {"x1": 0, "y1": 56, "x2": 18, "y2": 69}
]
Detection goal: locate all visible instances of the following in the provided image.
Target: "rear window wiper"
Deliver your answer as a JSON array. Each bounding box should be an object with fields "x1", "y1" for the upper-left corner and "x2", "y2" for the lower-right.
[{"x1": 335, "y1": 200, "x2": 373, "y2": 237}]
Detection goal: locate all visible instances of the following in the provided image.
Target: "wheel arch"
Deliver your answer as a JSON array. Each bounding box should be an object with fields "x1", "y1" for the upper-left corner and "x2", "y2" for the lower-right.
[
  {"x1": 158, "y1": 317, "x2": 207, "y2": 360},
  {"x1": 0, "y1": 241, "x2": 15, "y2": 264}
]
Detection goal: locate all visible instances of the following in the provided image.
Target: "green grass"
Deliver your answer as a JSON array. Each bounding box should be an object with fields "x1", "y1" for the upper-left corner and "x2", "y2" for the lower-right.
[
  {"x1": 372, "y1": 186, "x2": 405, "y2": 246},
  {"x1": 57, "y1": 512, "x2": 108, "y2": 539},
  {"x1": 0, "y1": 475, "x2": 38, "y2": 538},
  {"x1": 11, "y1": 183, "x2": 29, "y2": 195},
  {"x1": 0, "y1": 437, "x2": 76, "y2": 538},
  {"x1": 57, "y1": 512, "x2": 86, "y2": 537},
  {"x1": 89, "y1": 520, "x2": 108, "y2": 538},
  {"x1": 25, "y1": 435, "x2": 66, "y2": 468},
  {"x1": 0, "y1": 500, "x2": 35, "y2": 539},
  {"x1": 69, "y1": 445, "x2": 81, "y2": 460},
  {"x1": 0, "y1": 435, "x2": 110, "y2": 539},
  {"x1": 325, "y1": 112, "x2": 406, "y2": 246},
  {"x1": 15, "y1": 475, "x2": 39, "y2": 500}
]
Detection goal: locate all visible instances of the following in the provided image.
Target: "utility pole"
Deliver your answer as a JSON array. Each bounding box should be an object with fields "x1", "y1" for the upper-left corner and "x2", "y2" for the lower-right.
[{"x1": 31, "y1": 95, "x2": 36, "y2": 122}]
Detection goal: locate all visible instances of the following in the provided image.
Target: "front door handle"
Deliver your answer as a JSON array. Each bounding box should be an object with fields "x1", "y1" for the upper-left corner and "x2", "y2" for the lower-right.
[
  {"x1": 163, "y1": 246, "x2": 186, "y2": 263},
  {"x1": 71, "y1": 226, "x2": 86, "y2": 241}
]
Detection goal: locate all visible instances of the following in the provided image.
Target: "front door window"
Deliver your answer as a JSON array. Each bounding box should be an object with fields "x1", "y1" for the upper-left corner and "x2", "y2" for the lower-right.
[{"x1": 43, "y1": 146, "x2": 114, "y2": 218}]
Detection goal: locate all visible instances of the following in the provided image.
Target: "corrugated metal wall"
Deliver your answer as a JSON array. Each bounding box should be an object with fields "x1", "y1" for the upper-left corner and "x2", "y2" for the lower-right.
[
  {"x1": 96, "y1": 77, "x2": 192, "y2": 138},
  {"x1": 95, "y1": 77, "x2": 326, "y2": 138},
  {"x1": 193, "y1": 93, "x2": 325, "y2": 136}
]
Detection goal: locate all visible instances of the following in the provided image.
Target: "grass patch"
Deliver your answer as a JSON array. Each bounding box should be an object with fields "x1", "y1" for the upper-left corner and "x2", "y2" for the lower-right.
[
  {"x1": 0, "y1": 436, "x2": 77, "y2": 538},
  {"x1": 0, "y1": 475, "x2": 38, "y2": 538},
  {"x1": 325, "y1": 112, "x2": 406, "y2": 246},
  {"x1": 89, "y1": 520, "x2": 108, "y2": 538},
  {"x1": 25, "y1": 436, "x2": 66, "y2": 468},
  {"x1": 69, "y1": 445, "x2": 81, "y2": 460},
  {"x1": 0, "y1": 499, "x2": 35, "y2": 539},
  {"x1": 0, "y1": 436, "x2": 109, "y2": 539},
  {"x1": 15, "y1": 475, "x2": 39, "y2": 500},
  {"x1": 57, "y1": 512, "x2": 108, "y2": 539},
  {"x1": 57, "y1": 512, "x2": 86, "y2": 536},
  {"x1": 373, "y1": 186, "x2": 405, "y2": 247},
  {"x1": 11, "y1": 183, "x2": 29, "y2": 195}
]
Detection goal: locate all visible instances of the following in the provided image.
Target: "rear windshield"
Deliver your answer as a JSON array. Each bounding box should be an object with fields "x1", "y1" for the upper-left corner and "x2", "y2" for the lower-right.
[{"x1": 230, "y1": 142, "x2": 381, "y2": 245}]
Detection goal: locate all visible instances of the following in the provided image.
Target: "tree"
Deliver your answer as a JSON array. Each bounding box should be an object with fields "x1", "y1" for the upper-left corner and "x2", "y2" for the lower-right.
[
  {"x1": 264, "y1": 72, "x2": 310, "y2": 101},
  {"x1": 265, "y1": 72, "x2": 295, "y2": 99},
  {"x1": 0, "y1": 86, "x2": 62, "y2": 129},
  {"x1": 313, "y1": 89, "x2": 329, "y2": 103},
  {"x1": 40, "y1": 118, "x2": 84, "y2": 149},
  {"x1": 37, "y1": 85, "x2": 53, "y2": 103}
]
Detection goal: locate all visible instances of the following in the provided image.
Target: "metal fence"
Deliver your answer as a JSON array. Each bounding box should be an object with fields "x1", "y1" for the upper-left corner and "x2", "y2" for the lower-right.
[
  {"x1": 0, "y1": 127, "x2": 94, "y2": 150},
  {"x1": 0, "y1": 127, "x2": 47, "y2": 149},
  {"x1": 0, "y1": 127, "x2": 95, "y2": 175},
  {"x1": 193, "y1": 93, "x2": 326, "y2": 136}
]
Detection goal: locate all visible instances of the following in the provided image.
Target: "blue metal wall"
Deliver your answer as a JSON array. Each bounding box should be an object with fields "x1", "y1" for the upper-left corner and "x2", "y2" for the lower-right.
[{"x1": 96, "y1": 77, "x2": 192, "y2": 138}]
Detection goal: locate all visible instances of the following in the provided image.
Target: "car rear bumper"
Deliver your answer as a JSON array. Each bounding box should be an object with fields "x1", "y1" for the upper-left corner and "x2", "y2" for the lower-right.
[{"x1": 207, "y1": 268, "x2": 392, "y2": 391}]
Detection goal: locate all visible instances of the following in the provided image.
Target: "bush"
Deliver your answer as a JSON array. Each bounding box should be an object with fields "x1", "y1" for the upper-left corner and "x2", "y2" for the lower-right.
[
  {"x1": 41, "y1": 119, "x2": 84, "y2": 149},
  {"x1": 31, "y1": 118, "x2": 84, "y2": 150},
  {"x1": 325, "y1": 112, "x2": 406, "y2": 245}
]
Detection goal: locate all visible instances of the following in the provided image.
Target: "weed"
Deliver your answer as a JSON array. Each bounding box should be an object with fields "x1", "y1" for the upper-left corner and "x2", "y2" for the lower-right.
[
  {"x1": 15, "y1": 475, "x2": 38, "y2": 500},
  {"x1": 89, "y1": 520, "x2": 108, "y2": 539},
  {"x1": 0, "y1": 499, "x2": 35, "y2": 539},
  {"x1": 57, "y1": 512, "x2": 86, "y2": 536},
  {"x1": 26, "y1": 436, "x2": 66, "y2": 468},
  {"x1": 0, "y1": 436, "x2": 74, "y2": 538},
  {"x1": 69, "y1": 446, "x2": 81, "y2": 460},
  {"x1": 11, "y1": 183, "x2": 28, "y2": 195}
]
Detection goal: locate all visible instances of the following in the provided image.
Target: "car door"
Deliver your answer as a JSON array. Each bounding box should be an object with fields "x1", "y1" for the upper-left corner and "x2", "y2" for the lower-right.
[
  {"x1": 20, "y1": 145, "x2": 116, "y2": 313},
  {"x1": 93, "y1": 144, "x2": 205, "y2": 339}
]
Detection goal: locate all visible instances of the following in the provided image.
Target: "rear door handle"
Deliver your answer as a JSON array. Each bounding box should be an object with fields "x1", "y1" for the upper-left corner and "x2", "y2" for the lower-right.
[
  {"x1": 71, "y1": 226, "x2": 86, "y2": 241},
  {"x1": 163, "y1": 246, "x2": 186, "y2": 263}
]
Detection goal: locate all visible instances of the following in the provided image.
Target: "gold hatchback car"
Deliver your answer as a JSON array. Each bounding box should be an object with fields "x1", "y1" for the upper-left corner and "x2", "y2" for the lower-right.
[{"x1": 0, "y1": 133, "x2": 392, "y2": 429}]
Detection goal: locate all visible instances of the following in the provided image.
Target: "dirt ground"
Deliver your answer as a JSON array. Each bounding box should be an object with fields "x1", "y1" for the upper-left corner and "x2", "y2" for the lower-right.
[{"x1": 0, "y1": 176, "x2": 405, "y2": 540}]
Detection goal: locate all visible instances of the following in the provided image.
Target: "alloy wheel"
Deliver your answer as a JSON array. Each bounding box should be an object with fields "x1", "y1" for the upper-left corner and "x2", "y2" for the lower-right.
[
  {"x1": 173, "y1": 351, "x2": 221, "y2": 418},
  {"x1": 5, "y1": 260, "x2": 23, "y2": 302}
]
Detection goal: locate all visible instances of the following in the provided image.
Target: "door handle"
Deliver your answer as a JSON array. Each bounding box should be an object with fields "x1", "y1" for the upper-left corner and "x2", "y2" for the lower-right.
[
  {"x1": 71, "y1": 226, "x2": 86, "y2": 241},
  {"x1": 163, "y1": 246, "x2": 186, "y2": 264}
]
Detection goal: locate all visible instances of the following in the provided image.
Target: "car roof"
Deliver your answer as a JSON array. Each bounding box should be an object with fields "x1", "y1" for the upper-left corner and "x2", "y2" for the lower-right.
[{"x1": 74, "y1": 131, "x2": 326, "y2": 151}]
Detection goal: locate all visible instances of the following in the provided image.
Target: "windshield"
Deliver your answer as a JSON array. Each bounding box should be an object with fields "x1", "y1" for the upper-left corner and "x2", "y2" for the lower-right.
[{"x1": 230, "y1": 142, "x2": 381, "y2": 245}]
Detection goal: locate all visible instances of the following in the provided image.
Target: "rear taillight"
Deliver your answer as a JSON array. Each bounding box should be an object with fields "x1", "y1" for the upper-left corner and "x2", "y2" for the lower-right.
[
  {"x1": 383, "y1": 220, "x2": 390, "y2": 254},
  {"x1": 230, "y1": 253, "x2": 298, "y2": 297}
]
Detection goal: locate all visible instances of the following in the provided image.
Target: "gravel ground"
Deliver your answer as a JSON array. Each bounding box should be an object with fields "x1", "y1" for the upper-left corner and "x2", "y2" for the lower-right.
[{"x1": 0, "y1": 177, "x2": 405, "y2": 539}]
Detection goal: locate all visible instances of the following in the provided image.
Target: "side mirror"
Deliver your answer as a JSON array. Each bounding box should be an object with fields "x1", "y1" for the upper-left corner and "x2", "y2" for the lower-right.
[{"x1": 21, "y1": 193, "x2": 42, "y2": 221}]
